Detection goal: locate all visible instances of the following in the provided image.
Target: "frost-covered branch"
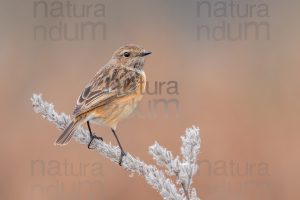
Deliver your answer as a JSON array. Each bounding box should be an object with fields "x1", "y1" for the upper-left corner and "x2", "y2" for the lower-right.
[
  {"x1": 149, "y1": 127, "x2": 200, "y2": 200},
  {"x1": 31, "y1": 93, "x2": 201, "y2": 200}
]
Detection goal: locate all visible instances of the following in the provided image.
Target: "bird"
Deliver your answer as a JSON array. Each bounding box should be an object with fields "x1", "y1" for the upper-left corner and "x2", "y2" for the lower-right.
[{"x1": 55, "y1": 44, "x2": 151, "y2": 165}]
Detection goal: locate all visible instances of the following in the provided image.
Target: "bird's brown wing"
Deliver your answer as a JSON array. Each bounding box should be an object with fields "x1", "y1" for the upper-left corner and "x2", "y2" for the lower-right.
[{"x1": 73, "y1": 66, "x2": 144, "y2": 117}]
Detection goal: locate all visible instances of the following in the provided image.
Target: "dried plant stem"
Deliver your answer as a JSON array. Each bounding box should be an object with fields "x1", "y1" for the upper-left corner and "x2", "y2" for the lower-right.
[
  {"x1": 181, "y1": 183, "x2": 190, "y2": 200},
  {"x1": 31, "y1": 93, "x2": 200, "y2": 200}
]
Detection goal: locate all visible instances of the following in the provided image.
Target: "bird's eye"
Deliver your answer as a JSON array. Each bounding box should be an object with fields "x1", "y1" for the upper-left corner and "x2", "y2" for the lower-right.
[{"x1": 123, "y1": 52, "x2": 130, "y2": 57}]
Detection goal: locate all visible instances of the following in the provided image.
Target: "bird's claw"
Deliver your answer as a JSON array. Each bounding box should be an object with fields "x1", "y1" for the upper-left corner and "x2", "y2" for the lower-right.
[
  {"x1": 119, "y1": 151, "x2": 127, "y2": 166},
  {"x1": 88, "y1": 133, "x2": 103, "y2": 149}
]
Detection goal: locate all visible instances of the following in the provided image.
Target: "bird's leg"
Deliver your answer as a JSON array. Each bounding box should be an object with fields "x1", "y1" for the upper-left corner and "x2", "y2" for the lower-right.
[
  {"x1": 111, "y1": 129, "x2": 126, "y2": 166},
  {"x1": 87, "y1": 121, "x2": 103, "y2": 149}
]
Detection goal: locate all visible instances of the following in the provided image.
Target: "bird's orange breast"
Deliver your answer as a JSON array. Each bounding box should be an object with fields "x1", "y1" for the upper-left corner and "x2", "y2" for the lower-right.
[{"x1": 90, "y1": 71, "x2": 146, "y2": 129}]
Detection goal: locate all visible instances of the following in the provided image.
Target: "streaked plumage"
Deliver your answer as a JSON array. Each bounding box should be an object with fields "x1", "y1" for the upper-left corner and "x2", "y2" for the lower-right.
[{"x1": 55, "y1": 44, "x2": 150, "y2": 146}]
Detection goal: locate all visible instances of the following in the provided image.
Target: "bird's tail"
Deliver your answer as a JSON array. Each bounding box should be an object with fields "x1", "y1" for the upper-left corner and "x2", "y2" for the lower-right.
[{"x1": 55, "y1": 119, "x2": 82, "y2": 146}]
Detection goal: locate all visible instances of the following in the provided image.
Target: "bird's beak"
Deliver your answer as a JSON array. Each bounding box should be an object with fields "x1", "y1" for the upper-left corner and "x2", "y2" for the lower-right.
[{"x1": 141, "y1": 51, "x2": 152, "y2": 57}]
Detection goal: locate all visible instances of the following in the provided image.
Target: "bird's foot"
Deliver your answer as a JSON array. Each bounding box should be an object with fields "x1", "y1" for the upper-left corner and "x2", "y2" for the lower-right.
[
  {"x1": 119, "y1": 151, "x2": 127, "y2": 166},
  {"x1": 88, "y1": 133, "x2": 103, "y2": 149}
]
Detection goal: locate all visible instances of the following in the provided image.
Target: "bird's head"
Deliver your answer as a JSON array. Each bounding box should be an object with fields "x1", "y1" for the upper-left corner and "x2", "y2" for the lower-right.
[{"x1": 111, "y1": 44, "x2": 151, "y2": 70}]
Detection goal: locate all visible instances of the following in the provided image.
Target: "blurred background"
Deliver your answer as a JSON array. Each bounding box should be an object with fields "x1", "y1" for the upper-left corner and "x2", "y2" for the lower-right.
[{"x1": 1, "y1": 0, "x2": 300, "y2": 199}]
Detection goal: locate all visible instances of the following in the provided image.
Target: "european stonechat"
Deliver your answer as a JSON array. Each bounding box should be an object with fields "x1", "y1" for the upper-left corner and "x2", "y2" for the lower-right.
[{"x1": 55, "y1": 44, "x2": 151, "y2": 165}]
